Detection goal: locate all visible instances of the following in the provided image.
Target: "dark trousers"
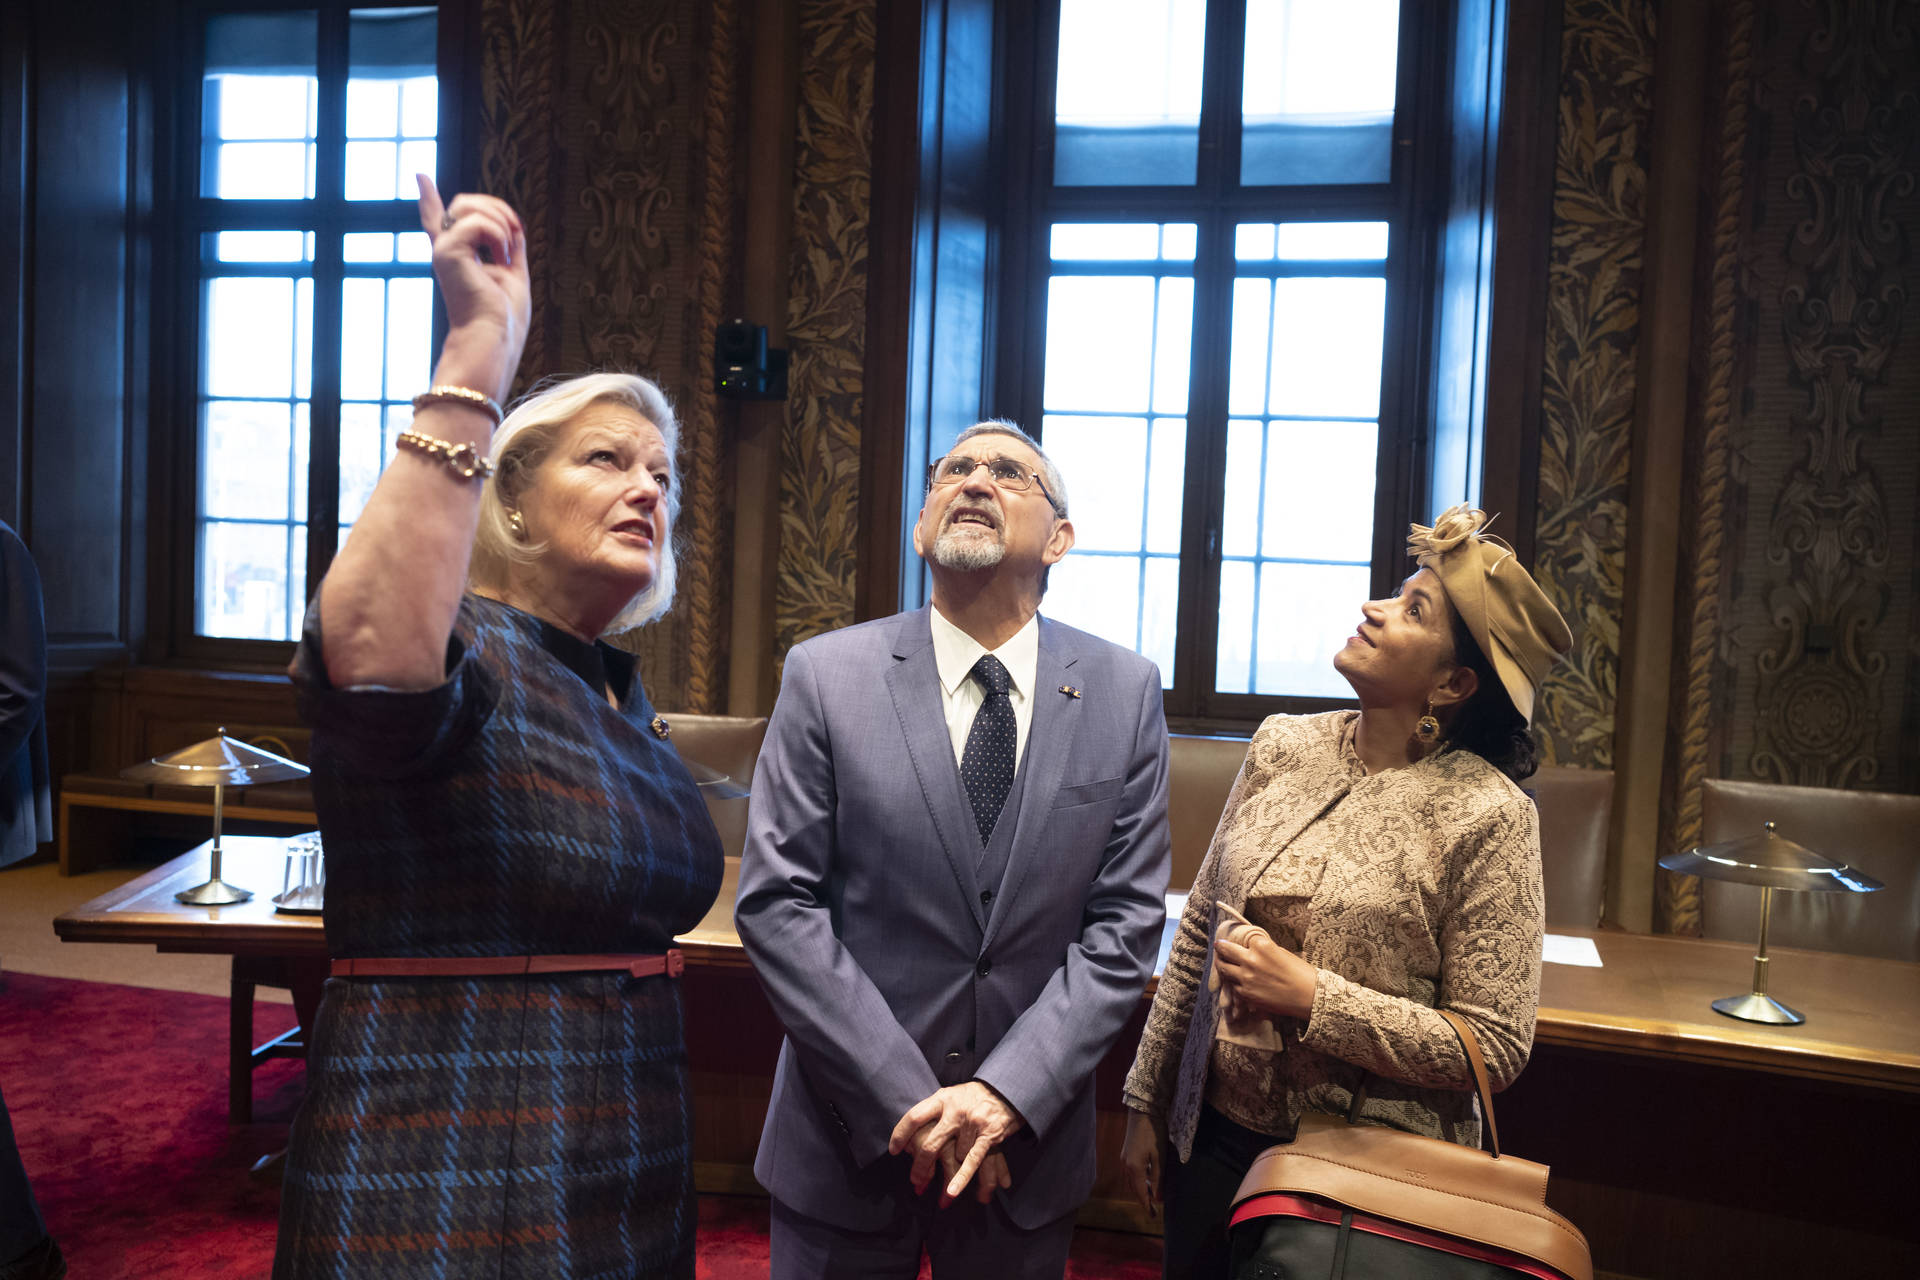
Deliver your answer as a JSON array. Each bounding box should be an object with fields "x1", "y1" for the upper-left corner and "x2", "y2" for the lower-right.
[
  {"x1": 1162, "y1": 1106, "x2": 1286, "y2": 1280},
  {"x1": 770, "y1": 1193, "x2": 1077, "y2": 1280},
  {"x1": 0, "y1": 1084, "x2": 49, "y2": 1263}
]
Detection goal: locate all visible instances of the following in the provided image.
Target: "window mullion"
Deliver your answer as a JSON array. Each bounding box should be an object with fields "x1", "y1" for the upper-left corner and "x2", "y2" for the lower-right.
[{"x1": 1174, "y1": 208, "x2": 1235, "y2": 718}]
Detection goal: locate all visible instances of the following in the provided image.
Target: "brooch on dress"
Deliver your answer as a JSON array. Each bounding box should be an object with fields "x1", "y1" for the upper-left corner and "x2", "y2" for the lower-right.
[
  {"x1": 1059, "y1": 685, "x2": 1081, "y2": 699},
  {"x1": 650, "y1": 715, "x2": 671, "y2": 740}
]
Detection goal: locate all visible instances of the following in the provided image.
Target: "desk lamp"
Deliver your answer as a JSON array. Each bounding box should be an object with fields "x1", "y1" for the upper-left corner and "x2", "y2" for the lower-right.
[
  {"x1": 120, "y1": 729, "x2": 310, "y2": 906},
  {"x1": 1659, "y1": 822, "x2": 1883, "y2": 1024}
]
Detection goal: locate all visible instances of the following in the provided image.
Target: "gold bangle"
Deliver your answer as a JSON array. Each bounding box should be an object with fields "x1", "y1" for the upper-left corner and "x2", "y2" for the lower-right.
[
  {"x1": 395, "y1": 430, "x2": 493, "y2": 480},
  {"x1": 411, "y1": 384, "x2": 504, "y2": 427}
]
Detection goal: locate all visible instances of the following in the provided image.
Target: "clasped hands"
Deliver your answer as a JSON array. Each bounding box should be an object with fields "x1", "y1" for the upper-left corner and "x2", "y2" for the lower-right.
[{"x1": 887, "y1": 1080, "x2": 1023, "y2": 1207}]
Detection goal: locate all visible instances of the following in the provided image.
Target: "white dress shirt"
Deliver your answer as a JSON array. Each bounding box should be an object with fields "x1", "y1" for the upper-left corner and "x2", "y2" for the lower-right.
[{"x1": 929, "y1": 606, "x2": 1040, "y2": 771}]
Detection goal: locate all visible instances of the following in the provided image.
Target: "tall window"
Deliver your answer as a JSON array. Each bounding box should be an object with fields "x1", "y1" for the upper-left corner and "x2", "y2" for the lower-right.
[
  {"x1": 1007, "y1": 0, "x2": 1436, "y2": 720},
  {"x1": 190, "y1": 4, "x2": 438, "y2": 641}
]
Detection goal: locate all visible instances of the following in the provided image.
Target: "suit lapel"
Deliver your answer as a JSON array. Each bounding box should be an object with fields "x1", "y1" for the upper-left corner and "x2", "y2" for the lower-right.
[
  {"x1": 885, "y1": 608, "x2": 987, "y2": 932},
  {"x1": 982, "y1": 619, "x2": 1080, "y2": 948}
]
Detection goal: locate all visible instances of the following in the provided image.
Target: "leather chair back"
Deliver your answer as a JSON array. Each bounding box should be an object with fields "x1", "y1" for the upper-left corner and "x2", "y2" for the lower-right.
[
  {"x1": 1524, "y1": 765, "x2": 1613, "y2": 929},
  {"x1": 1168, "y1": 734, "x2": 1250, "y2": 892},
  {"x1": 1698, "y1": 778, "x2": 1920, "y2": 962},
  {"x1": 661, "y1": 713, "x2": 769, "y2": 861}
]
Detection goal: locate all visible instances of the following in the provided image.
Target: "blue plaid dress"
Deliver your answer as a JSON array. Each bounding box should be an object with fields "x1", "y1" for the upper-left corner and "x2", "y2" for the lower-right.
[{"x1": 274, "y1": 595, "x2": 724, "y2": 1280}]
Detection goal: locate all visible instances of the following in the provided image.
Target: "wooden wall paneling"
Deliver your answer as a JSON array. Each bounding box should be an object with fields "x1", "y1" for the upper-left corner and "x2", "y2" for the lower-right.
[
  {"x1": 726, "y1": 0, "x2": 798, "y2": 715},
  {"x1": 1480, "y1": 0, "x2": 1561, "y2": 570},
  {"x1": 1608, "y1": 0, "x2": 1707, "y2": 934}
]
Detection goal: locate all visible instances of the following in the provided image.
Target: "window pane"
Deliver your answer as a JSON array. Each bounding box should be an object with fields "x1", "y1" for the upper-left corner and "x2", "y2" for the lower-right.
[
  {"x1": 1236, "y1": 223, "x2": 1277, "y2": 261},
  {"x1": 206, "y1": 278, "x2": 298, "y2": 399},
  {"x1": 1215, "y1": 560, "x2": 1256, "y2": 694},
  {"x1": 1260, "y1": 420, "x2": 1377, "y2": 562},
  {"x1": 293, "y1": 401, "x2": 311, "y2": 514},
  {"x1": 1242, "y1": 0, "x2": 1399, "y2": 185},
  {"x1": 212, "y1": 231, "x2": 311, "y2": 263},
  {"x1": 1043, "y1": 416, "x2": 1147, "y2": 553},
  {"x1": 1051, "y1": 224, "x2": 1162, "y2": 260},
  {"x1": 339, "y1": 402, "x2": 383, "y2": 525},
  {"x1": 1221, "y1": 418, "x2": 1263, "y2": 558},
  {"x1": 1152, "y1": 279, "x2": 1194, "y2": 415},
  {"x1": 1144, "y1": 417, "x2": 1186, "y2": 554},
  {"x1": 1249, "y1": 562, "x2": 1369, "y2": 696},
  {"x1": 343, "y1": 232, "x2": 395, "y2": 263},
  {"x1": 345, "y1": 140, "x2": 400, "y2": 200},
  {"x1": 1141, "y1": 556, "x2": 1178, "y2": 688},
  {"x1": 385, "y1": 277, "x2": 433, "y2": 399},
  {"x1": 1267, "y1": 277, "x2": 1386, "y2": 418},
  {"x1": 1046, "y1": 554, "x2": 1143, "y2": 651},
  {"x1": 1044, "y1": 277, "x2": 1156, "y2": 412},
  {"x1": 1055, "y1": 0, "x2": 1206, "y2": 185},
  {"x1": 396, "y1": 232, "x2": 432, "y2": 262},
  {"x1": 213, "y1": 142, "x2": 315, "y2": 200},
  {"x1": 209, "y1": 74, "x2": 313, "y2": 141},
  {"x1": 202, "y1": 401, "x2": 294, "y2": 521},
  {"x1": 1276, "y1": 221, "x2": 1389, "y2": 259},
  {"x1": 294, "y1": 279, "x2": 314, "y2": 400},
  {"x1": 199, "y1": 521, "x2": 294, "y2": 640},
  {"x1": 341, "y1": 278, "x2": 388, "y2": 401},
  {"x1": 400, "y1": 76, "x2": 438, "y2": 136},
  {"x1": 1160, "y1": 224, "x2": 1198, "y2": 261},
  {"x1": 346, "y1": 79, "x2": 400, "y2": 137},
  {"x1": 1227, "y1": 280, "x2": 1272, "y2": 416},
  {"x1": 398, "y1": 139, "x2": 437, "y2": 190}
]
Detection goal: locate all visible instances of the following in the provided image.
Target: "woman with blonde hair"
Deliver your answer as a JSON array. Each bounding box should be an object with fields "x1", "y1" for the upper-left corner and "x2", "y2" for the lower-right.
[
  {"x1": 273, "y1": 179, "x2": 721, "y2": 1279},
  {"x1": 1119, "y1": 505, "x2": 1573, "y2": 1277}
]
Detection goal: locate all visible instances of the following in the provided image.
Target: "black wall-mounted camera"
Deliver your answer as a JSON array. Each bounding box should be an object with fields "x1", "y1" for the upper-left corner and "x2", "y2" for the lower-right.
[{"x1": 715, "y1": 319, "x2": 789, "y2": 401}]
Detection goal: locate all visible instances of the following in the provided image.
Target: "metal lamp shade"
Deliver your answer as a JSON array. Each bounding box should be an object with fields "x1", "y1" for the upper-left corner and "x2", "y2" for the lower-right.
[
  {"x1": 1660, "y1": 822, "x2": 1884, "y2": 1025},
  {"x1": 120, "y1": 730, "x2": 310, "y2": 907}
]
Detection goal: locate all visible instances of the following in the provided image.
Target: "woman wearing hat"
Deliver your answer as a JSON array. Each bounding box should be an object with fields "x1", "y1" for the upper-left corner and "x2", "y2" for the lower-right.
[
  {"x1": 273, "y1": 178, "x2": 722, "y2": 1278},
  {"x1": 1117, "y1": 505, "x2": 1574, "y2": 1277}
]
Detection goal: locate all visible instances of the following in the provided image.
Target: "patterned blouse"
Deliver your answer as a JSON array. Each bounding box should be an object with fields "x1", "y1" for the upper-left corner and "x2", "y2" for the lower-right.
[{"x1": 1124, "y1": 710, "x2": 1543, "y2": 1159}]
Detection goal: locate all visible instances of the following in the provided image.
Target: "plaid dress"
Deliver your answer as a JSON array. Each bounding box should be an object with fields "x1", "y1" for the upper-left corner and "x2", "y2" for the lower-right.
[{"x1": 274, "y1": 595, "x2": 724, "y2": 1280}]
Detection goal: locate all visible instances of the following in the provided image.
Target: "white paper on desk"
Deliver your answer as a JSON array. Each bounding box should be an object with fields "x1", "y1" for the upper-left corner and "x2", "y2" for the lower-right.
[{"x1": 1542, "y1": 933, "x2": 1603, "y2": 968}]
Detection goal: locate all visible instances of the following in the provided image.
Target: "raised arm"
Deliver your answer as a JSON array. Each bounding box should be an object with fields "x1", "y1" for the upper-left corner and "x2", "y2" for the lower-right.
[{"x1": 317, "y1": 177, "x2": 530, "y2": 690}]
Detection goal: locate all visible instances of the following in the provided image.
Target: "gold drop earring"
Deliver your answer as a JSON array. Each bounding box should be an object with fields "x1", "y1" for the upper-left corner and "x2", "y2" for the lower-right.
[
  {"x1": 1414, "y1": 698, "x2": 1441, "y2": 745},
  {"x1": 507, "y1": 509, "x2": 528, "y2": 541}
]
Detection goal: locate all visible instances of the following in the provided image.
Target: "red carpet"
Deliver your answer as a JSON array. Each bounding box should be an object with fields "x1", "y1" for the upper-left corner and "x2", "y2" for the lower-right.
[{"x1": 0, "y1": 972, "x2": 1159, "y2": 1277}]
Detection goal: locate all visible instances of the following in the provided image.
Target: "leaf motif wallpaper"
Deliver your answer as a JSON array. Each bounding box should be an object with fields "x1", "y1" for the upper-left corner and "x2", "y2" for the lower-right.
[
  {"x1": 1531, "y1": 0, "x2": 1656, "y2": 770},
  {"x1": 775, "y1": 0, "x2": 875, "y2": 663}
]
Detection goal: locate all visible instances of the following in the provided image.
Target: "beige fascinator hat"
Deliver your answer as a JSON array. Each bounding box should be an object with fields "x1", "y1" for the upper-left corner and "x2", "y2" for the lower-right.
[{"x1": 1407, "y1": 504, "x2": 1573, "y2": 725}]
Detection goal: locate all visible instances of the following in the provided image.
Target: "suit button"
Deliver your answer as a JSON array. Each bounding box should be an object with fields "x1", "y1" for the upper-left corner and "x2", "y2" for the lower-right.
[
  {"x1": 976, "y1": 958, "x2": 992, "y2": 979},
  {"x1": 979, "y1": 889, "x2": 994, "y2": 906}
]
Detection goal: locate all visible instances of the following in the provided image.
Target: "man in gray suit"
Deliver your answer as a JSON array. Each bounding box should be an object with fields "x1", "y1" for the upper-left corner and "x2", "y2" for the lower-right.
[{"x1": 735, "y1": 421, "x2": 1171, "y2": 1277}]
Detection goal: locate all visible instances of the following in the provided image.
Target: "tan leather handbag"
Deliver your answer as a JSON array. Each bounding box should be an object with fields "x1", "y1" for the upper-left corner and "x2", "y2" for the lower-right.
[{"x1": 1227, "y1": 1010, "x2": 1592, "y2": 1280}]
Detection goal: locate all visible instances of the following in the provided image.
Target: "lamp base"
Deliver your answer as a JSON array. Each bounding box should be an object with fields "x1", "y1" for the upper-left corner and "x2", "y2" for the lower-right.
[
  {"x1": 175, "y1": 877, "x2": 254, "y2": 906},
  {"x1": 1712, "y1": 992, "x2": 1804, "y2": 1025}
]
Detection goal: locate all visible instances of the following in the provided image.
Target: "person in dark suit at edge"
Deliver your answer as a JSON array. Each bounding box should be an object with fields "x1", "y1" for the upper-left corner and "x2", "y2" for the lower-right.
[
  {"x1": 0, "y1": 517, "x2": 64, "y2": 1280},
  {"x1": 735, "y1": 421, "x2": 1173, "y2": 1278}
]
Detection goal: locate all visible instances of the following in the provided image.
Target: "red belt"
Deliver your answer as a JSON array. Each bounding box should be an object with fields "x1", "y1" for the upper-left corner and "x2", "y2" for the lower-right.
[{"x1": 330, "y1": 949, "x2": 685, "y2": 980}]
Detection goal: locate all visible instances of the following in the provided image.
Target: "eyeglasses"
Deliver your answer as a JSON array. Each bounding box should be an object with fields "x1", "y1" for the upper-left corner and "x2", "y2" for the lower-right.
[{"x1": 926, "y1": 454, "x2": 1061, "y2": 512}]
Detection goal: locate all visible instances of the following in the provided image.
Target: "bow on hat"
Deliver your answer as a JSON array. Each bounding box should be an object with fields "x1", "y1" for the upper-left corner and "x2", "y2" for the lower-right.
[{"x1": 1406, "y1": 503, "x2": 1572, "y2": 725}]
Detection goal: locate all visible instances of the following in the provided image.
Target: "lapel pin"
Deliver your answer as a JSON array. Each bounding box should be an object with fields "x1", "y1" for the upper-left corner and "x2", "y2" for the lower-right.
[
  {"x1": 650, "y1": 715, "x2": 672, "y2": 740},
  {"x1": 1059, "y1": 685, "x2": 1081, "y2": 699}
]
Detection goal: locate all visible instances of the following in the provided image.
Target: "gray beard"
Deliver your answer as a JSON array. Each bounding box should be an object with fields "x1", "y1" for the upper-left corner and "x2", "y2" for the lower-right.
[{"x1": 931, "y1": 524, "x2": 1006, "y2": 572}]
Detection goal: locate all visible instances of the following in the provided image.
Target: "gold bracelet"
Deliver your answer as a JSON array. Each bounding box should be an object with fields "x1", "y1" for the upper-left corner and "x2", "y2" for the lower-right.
[
  {"x1": 411, "y1": 384, "x2": 504, "y2": 427},
  {"x1": 395, "y1": 430, "x2": 494, "y2": 480}
]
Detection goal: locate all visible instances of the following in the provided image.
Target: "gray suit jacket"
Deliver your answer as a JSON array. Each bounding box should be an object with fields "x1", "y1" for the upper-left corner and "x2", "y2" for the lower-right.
[{"x1": 735, "y1": 608, "x2": 1171, "y2": 1230}]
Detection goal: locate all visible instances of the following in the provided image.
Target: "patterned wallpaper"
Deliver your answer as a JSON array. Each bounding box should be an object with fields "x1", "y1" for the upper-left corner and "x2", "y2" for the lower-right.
[
  {"x1": 774, "y1": 0, "x2": 875, "y2": 661},
  {"x1": 1714, "y1": 0, "x2": 1920, "y2": 792},
  {"x1": 476, "y1": 0, "x2": 737, "y2": 711},
  {"x1": 1530, "y1": 0, "x2": 1657, "y2": 769}
]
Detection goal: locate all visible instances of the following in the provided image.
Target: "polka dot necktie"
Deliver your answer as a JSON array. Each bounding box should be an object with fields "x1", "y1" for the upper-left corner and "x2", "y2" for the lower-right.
[{"x1": 961, "y1": 654, "x2": 1016, "y2": 846}]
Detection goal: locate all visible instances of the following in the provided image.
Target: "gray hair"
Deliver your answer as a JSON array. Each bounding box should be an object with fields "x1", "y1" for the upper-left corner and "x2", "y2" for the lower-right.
[
  {"x1": 949, "y1": 419, "x2": 1070, "y2": 518},
  {"x1": 469, "y1": 371, "x2": 681, "y2": 635}
]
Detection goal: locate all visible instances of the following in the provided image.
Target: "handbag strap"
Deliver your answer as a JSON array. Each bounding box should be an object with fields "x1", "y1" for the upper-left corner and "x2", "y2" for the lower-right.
[{"x1": 1343, "y1": 1009, "x2": 1502, "y2": 1158}]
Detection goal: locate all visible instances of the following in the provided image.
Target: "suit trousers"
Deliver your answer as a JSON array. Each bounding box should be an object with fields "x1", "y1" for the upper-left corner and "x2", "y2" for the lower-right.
[
  {"x1": 1160, "y1": 1105, "x2": 1286, "y2": 1279},
  {"x1": 0, "y1": 1084, "x2": 49, "y2": 1263},
  {"x1": 769, "y1": 1192, "x2": 1076, "y2": 1280}
]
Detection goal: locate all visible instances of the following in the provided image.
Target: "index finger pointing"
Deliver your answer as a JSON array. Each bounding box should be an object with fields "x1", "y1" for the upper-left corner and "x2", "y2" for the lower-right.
[{"x1": 416, "y1": 173, "x2": 447, "y2": 238}]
